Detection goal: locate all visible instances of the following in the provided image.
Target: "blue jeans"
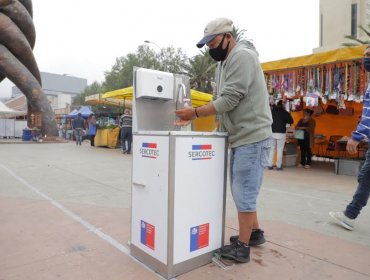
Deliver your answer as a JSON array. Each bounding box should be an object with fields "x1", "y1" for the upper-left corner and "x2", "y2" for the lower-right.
[
  {"x1": 230, "y1": 137, "x2": 271, "y2": 212},
  {"x1": 121, "y1": 127, "x2": 132, "y2": 153},
  {"x1": 345, "y1": 146, "x2": 370, "y2": 219},
  {"x1": 74, "y1": 129, "x2": 83, "y2": 145}
]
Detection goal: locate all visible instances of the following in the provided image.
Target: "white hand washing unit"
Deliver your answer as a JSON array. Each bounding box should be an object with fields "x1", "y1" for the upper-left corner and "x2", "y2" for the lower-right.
[{"x1": 130, "y1": 67, "x2": 228, "y2": 279}]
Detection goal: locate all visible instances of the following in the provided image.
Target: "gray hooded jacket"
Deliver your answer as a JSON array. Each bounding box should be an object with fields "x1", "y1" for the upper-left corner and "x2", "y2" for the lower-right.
[{"x1": 213, "y1": 40, "x2": 272, "y2": 148}]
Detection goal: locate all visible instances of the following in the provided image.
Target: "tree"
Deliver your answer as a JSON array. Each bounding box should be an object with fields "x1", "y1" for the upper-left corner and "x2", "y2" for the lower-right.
[
  {"x1": 343, "y1": 23, "x2": 370, "y2": 46},
  {"x1": 73, "y1": 81, "x2": 103, "y2": 106},
  {"x1": 184, "y1": 50, "x2": 216, "y2": 93},
  {"x1": 102, "y1": 45, "x2": 189, "y2": 92}
]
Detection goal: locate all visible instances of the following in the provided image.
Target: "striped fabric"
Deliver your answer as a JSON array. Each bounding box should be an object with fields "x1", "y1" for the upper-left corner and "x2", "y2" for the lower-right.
[
  {"x1": 353, "y1": 82, "x2": 370, "y2": 142},
  {"x1": 120, "y1": 114, "x2": 132, "y2": 128}
]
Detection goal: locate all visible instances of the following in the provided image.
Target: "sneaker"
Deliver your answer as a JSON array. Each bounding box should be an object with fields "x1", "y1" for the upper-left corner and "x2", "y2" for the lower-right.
[
  {"x1": 329, "y1": 211, "x2": 354, "y2": 230},
  {"x1": 219, "y1": 240, "x2": 250, "y2": 263},
  {"x1": 267, "y1": 166, "x2": 274, "y2": 170},
  {"x1": 297, "y1": 164, "x2": 303, "y2": 168},
  {"x1": 304, "y1": 165, "x2": 311, "y2": 169},
  {"x1": 276, "y1": 166, "x2": 283, "y2": 171},
  {"x1": 230, "y1": 229, "x2": 266, "y2": 246}
]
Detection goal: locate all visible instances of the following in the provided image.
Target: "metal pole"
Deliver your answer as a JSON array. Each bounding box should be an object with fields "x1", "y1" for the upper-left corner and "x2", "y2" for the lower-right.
[{"x1": 144, "y1": 40, "x2": 167, "y2": 71}]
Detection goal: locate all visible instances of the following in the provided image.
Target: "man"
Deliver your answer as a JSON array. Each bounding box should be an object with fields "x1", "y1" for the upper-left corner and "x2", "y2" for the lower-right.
[
  {"x1": 268, "y1": 100, "x2": 294, "y2": 170},
  {"x1": 175, "y1": 18, "x2": 272, "y2": 263},
  {"x1": 119, "y1": 109, "x2": 133, "y2": 154},
  {"x1": 72, "y1": 113, "x2": 85, "y2": 146},
  {"x1": 329, "y1": 45, "x2": 370, "y2": 230}
]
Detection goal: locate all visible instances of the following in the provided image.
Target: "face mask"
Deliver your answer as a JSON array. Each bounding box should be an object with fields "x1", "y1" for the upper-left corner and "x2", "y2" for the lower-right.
[
  {"x1": 209, "y1": 34, "x2": 230, "y2": 62},
  {"x1": 363, "y1": 57, "x2": 370, "y2": 72}
]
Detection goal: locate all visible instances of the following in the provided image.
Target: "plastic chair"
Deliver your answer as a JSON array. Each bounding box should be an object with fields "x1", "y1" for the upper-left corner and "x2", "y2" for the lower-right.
[{"x1": 314, "y1": 135, "x2": 327, "y2": 158}]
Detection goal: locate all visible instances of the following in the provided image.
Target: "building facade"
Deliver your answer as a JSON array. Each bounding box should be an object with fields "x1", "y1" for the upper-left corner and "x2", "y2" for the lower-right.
[
  {"x1": 11, "y1": 72, "x2": 87, "y2": 110},
  {"x1": 314, "y1": 0, "x2": 370, "y2": 53}
]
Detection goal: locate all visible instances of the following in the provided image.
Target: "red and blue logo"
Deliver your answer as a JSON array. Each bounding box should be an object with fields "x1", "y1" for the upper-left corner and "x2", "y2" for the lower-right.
[
  {"x1": 188, "y1": 145, "x2": 215, "y2": 160},
  {"x1": 141, "y1": 220, "x2": 155, "y2": 250},
  {"x1": 139, "y1": 142, "x2": 159, "y2": 159},
  {"x1": 190, "y1": 223, "x2": 209, "y2": 252}
]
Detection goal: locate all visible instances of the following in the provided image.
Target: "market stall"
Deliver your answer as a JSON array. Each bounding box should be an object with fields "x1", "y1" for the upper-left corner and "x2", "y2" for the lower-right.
[
  {"x1": 261, "y1": 45, "x2": 368, "y2": 158},
  {"x1": 85, "y1": 93, "x2": 132, "y2": 107},
  {"x1": 94, "y1": 126, "x2": 120, "y2": 148}
]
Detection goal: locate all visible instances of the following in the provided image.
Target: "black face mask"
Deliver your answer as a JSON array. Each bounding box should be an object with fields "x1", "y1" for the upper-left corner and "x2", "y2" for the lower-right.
[{"x1": 209, "y1": 34, "x2": 230, "y2": 62}]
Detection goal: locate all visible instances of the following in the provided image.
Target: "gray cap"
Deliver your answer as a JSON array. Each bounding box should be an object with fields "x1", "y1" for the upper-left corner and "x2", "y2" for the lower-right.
[{"x1": 196, "y1": 18, "x2": 233, "y2": 48}]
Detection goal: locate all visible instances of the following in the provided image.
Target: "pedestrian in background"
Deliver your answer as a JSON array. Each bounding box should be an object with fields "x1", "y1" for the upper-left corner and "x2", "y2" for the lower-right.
[
  {"x1": 268, "y1": 100, "x2": 294, "y2": 170},
  {"x1": 296, "y1": 108, "x2": 315, "y2": 168},
  {"x1": 329, "y1": 45, "x2": 370, "y2": 230},
  {"x1": 72, "y1": 113, "x2": 85, "y2": 146},
  {"x1": 119, "y1": 109, "x2": 133, "y2": 154},
  {"x1": 87, "y1": 114, "x2": 97, "y2": 147}
]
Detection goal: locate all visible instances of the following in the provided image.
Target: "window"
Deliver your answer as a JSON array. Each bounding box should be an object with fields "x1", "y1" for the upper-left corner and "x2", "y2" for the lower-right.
[{"x1": 351, "y1": 3, "x2": 358, "y2": 37}]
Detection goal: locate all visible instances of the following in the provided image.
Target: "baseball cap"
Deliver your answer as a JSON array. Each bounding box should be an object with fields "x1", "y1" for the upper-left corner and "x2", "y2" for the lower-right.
[{"x1": 196, "y1": 18, "x2": 233, "y2": 48}]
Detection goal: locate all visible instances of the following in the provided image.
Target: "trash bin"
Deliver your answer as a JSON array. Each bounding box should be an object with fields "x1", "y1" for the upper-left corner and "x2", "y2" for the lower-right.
[{"x1": 22, "y1": 129, "x2": 32, "y2": 141}]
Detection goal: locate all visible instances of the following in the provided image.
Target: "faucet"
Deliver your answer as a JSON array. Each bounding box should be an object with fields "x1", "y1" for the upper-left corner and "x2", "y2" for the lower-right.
[
  {"x1": 176, "y1": 83, "x2": 190, "y2": 108},
  {"x1": 175, "y1": 83, "x2": 192, "y2": 131}
]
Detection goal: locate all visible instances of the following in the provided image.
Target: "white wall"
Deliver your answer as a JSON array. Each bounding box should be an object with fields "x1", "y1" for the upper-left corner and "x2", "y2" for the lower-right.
[
  {"x1": 314, "y1": 0, "x2": 368, "y2": 53},
  {"x1": 57, "y1": 93, "x2": 72, "y2": 109}
]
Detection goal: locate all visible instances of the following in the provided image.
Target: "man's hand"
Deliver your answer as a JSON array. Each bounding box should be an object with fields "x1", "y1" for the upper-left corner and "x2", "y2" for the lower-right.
[
  {"x1": 174, "y1": 119, "x2": 191, "y2": 126},
  {"x1": 175, "y1": 107, "x2": 196, "y2": 121},
  {"x1": 174, "y1": 107, "x2": 196, "y2": 127},
  {"x1": 346, "y1": 138, "x2": 360, "y2": 154}
]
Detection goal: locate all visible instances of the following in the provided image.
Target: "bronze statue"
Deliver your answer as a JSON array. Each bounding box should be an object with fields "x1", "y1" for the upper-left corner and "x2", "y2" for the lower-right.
[{"x1": 0, "y1": 0, "x2": 57, "y2": 136}]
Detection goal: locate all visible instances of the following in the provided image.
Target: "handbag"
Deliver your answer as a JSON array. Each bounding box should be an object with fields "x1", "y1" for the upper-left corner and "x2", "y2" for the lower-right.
[{"x1": 294, "y1": 129, "x2": 305, "y2": 140}]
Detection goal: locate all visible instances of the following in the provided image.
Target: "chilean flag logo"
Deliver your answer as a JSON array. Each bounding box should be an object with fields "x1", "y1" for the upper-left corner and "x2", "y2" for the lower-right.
[
  {"x1": 141, "y1": 220, "x2": 155, "y2": 250},
  {"x1": 190, "y1": 223, "x2": 209, "y2": 252}
]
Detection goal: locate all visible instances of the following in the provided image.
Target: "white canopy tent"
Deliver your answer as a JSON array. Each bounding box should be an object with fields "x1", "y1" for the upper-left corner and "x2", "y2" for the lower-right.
[
  {"x1": 0, "y1": 100, "x2": 26, "y2": 118},
  {"x1": 0, "y1": 100, "x2": 27, "y2": 138}
]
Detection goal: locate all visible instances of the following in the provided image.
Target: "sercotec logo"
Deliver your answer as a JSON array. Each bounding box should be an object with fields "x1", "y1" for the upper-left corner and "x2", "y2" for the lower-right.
[
  {"x1": 140, "y1": 143, "x2": 159, "y2": 159},
  {"x1": 188, "y1": 144, "x2": 215, "y2": 160}
]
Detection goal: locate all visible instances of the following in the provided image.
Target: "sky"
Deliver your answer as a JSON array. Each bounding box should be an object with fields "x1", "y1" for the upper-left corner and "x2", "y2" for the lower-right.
[{"x1": 0, "y1": 0, "x2": 319, "y2": 99}]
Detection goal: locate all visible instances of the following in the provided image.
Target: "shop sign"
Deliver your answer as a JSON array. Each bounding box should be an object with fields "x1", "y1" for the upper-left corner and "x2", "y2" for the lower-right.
[{"x1": 188, "y1": 145, "x2": 215, "y2": 160}]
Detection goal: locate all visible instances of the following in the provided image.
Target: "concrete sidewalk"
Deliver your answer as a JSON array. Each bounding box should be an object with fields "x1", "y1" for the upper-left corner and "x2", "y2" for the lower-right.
[{"x1": 0, "y1": 142, "x2": 369, "y2": 280}]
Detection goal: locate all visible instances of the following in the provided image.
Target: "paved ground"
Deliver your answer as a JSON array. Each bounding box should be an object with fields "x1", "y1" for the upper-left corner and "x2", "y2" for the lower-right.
[{"x1": 0, "y1": 142, "x2": 369, "y2": 280}]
